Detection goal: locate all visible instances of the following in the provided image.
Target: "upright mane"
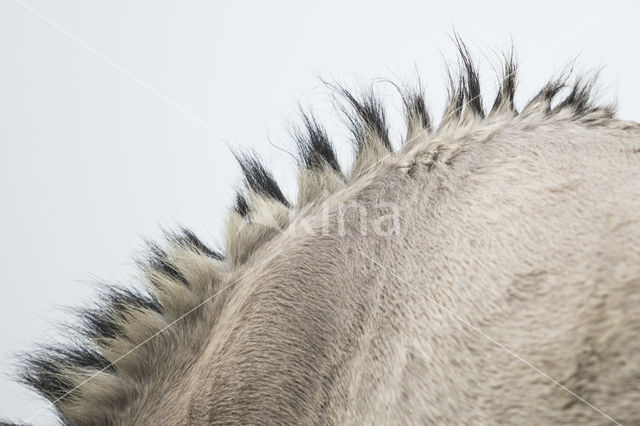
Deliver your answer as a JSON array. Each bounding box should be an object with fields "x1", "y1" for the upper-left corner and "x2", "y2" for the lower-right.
[{"x1": 15, "y1": 42, "x2": 623, "y2": 425}]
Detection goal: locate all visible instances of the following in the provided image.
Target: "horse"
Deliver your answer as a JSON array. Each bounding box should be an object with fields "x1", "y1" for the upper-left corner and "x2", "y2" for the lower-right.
[{"x1": 12, "y1": 45, "x2": 640, "y2": 425}]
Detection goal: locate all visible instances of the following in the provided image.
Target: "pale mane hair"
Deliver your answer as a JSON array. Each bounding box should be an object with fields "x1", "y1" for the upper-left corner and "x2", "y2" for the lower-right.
[{"x1": 10, "y1": 43, "x2": 640, "y2": 425}]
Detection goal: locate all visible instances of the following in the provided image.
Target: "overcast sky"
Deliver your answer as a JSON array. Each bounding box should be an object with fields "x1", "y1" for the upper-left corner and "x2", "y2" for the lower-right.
[{"x1": 1, "y1": 1, "x2": 639, "y2": 424}]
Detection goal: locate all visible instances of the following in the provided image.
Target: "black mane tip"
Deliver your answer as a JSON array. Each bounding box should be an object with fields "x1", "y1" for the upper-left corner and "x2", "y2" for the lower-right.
[
  {"x1": 294, "y1": 111, "x2": 342, "y2": 174},
  {"x1": 234, "y1": 152, "x2": 290, "y2": 208},
  {"x1": 336, "y1": 86, "x2": 392, "y2": 152}
]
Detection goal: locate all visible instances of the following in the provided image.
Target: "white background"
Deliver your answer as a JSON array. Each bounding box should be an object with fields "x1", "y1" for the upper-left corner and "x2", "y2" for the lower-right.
[{"x1": 1, "y1": 1, "x2": 638, "y2": 424}]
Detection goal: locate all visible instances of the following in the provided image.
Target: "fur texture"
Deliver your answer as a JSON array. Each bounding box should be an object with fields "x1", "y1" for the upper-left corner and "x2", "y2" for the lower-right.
[{"x1": 12, "y1": 44, "x2": 640, "y2": 425}]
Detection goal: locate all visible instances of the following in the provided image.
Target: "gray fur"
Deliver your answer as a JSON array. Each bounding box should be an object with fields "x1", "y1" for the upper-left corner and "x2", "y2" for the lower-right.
[{"x1": 13, "y1": 49, "x2": 640, "y2": 425}]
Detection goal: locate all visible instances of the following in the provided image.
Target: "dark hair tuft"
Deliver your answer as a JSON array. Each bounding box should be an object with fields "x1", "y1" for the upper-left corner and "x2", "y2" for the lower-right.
[
  {"x1": 403, "y1": 85, "x2": 432, "y2": 136},
  {"x1": 338, "y1": 87, "x2": 392, "y2": 152},
  {"x1": 491, "y1": 51, "x2": 517, "y2": 113},
  {"x1": 21, "y1": 345, "x2": 113, "y2": 402},
  {"x1": 234, "y1": 192, "x2": 250, "y2": 217},
  {"x1": 235, "y1": 152, "x2": 290, "y2": 208},
  {"x1": 294, "y1": 112, "x2": 342, "y2": 174},
  {"x1": 145, "y1": 242, "x2": 188, "y2": 287},
  {"x1": 170, "y1": 228, "x2": 224, "y2": 260},
  {"x1": 81, "y1": 286, "x2": 163, "y2": 341},
  {"x1": 454, "y1": 37, "x2": 484, "y2": 118}
]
